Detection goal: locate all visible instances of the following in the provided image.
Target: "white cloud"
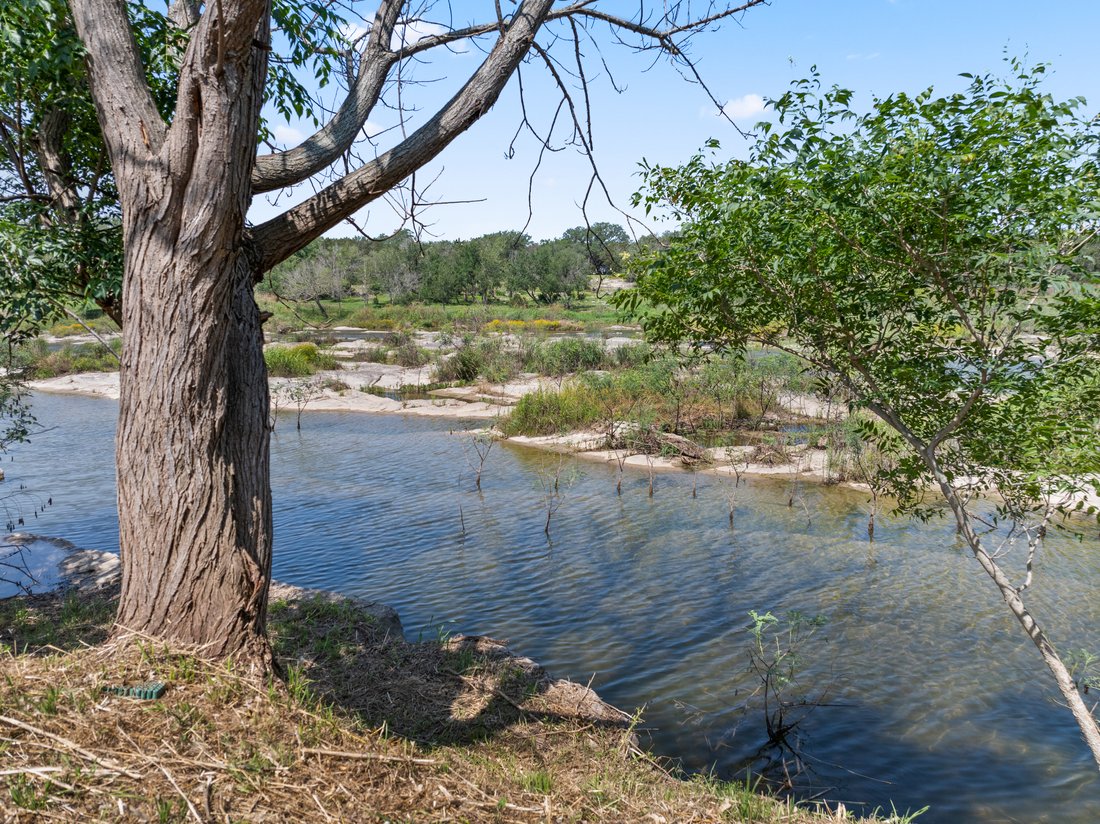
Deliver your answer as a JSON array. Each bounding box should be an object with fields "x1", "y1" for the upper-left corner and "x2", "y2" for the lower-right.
[
  {"x1": 340, "y1": 22, "x2": 370, "y2": 43},
  {"x1": 721, "y1": 93, "x2": 765, "y2": 121},
  {"x1": 392, "y1": 20, "x2": 470, "y2": 54},
  {"x1": 273, "y1": 125, "x2": 305, "y2": 146},
  {"x1": 845, "y1": 52, "x2": 881, "y2": 61}
]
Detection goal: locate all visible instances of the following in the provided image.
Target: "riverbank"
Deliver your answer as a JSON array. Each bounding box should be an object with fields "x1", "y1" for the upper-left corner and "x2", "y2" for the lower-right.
[
  {"x1": 0, "y1": 537, "x2": 889, "y2": 822},
  {"x1": 28, "y1": 370, "x2": 850, "y2": 485}
]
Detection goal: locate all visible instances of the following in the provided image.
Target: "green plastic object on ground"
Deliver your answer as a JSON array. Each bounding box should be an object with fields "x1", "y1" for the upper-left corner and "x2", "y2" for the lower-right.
[{"x1": 102, "y1": 681, "x2": 166, "y2": 700}]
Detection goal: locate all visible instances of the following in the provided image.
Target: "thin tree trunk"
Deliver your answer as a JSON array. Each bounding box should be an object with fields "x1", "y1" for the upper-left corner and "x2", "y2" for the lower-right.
[{"x1": 933, "y1": 474, "x2": 1100, "y2": 768}]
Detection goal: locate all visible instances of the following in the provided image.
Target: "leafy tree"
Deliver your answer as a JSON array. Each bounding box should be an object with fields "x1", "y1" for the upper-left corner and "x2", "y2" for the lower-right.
[
  {"x1": 466, "y1": 231, "x2": 528, "y2": 304},
  {"x1": 0, "y1": 0, "x2": 129, "y2": 329},
  {"x1": 561, "y1": 221, "x2": 630, "y2": 295},
  {"x1": 416, "y1": 240, "x2": 466, "y2": 304},
  {"x1": 508, "y1": 239, "x2": 589, "y2": 305},
  {"x1": 47, "y1": 0, "x2": 766, "y2": 666},
  {"x1": 0, "y1": 0, "x2": 345, "y2": 444},
  {"x1": 617, "y1": 64, "x2": 1100, "y2": 766}
]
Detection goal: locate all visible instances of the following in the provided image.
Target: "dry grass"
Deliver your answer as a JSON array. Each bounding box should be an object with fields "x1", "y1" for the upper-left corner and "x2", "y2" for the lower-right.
[{"x1": 0, "y1": 590, "x2": 901, "y2": 823}]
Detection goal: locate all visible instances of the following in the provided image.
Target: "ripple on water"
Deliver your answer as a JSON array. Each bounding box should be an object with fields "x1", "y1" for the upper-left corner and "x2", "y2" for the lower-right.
[{"x1": 6, "y1": 392, "x2": 1100, "y2": 823}]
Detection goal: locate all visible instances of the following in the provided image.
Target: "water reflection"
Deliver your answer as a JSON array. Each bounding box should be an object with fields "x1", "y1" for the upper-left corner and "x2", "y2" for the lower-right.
[{"x1": 5, "y1": 392, "x2": 1100, "y2": 822}]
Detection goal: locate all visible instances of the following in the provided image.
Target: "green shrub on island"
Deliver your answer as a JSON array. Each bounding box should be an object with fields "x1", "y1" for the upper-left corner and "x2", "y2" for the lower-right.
[
  {"x1": 501, "y1": 350, "x2": 830, "y2": 443},
  {"x1": 435, "y1": 337, "x2": 522, "y2": 383},
  {"x1": 17, "y1": 338, "x2": 121, "y2": 378},
  {"x1": 264, "y1": 343, "x2": 340, "y2": 377},
  {"x1": 500, "y1": 385, "x2": 603, "y2": 436},
  {"x1": 522, "y1": 337, "x2": 609, "y2": 375}
]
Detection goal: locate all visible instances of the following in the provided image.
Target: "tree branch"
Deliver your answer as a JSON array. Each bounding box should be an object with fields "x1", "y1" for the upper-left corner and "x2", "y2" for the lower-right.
[
  {"x1": 252, "y1": 0, "x2": 766, "y2": 201},
  {"x1": 251, "y1": 0, "x2": 403, "y2": 193},
  {"x1": 35, "y1": 108, "x2": 81, "y2": 217},
  {"x1": 253, "y1": 0, "x2": 557, "y2": 270},
  {"x1": 67, "y1": 0, "x2": 168, "y2": 167}
]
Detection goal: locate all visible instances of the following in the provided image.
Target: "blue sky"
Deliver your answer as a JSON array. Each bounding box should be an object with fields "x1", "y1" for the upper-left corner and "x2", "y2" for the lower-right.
[{"x1": 249, "y1": 0, "x2": 1100, "y2": 242}]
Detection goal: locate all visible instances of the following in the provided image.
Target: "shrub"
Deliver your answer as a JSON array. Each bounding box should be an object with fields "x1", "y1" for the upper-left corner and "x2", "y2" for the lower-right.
[
  {"x1": 500, "y1": 385, "x2": 603, "y2": 436},
  {"x1": 264, "y1": 343, "x2": 340, "y2": 377},
  {"x1": 523, "y1": 338, "x2": 608, "y2": 375},
  {"x1": 435, "y1": 348, "x2": 481, "y2": 383},
  {"x1": 17, "y1": 339, "x2": 122, "y2": 378},
  {"x1": 393, "y1": 343, "x2": 431, "y2": 368},
  {"x1": 434, "y1": 338, "x2": 519, "y2": 383}
]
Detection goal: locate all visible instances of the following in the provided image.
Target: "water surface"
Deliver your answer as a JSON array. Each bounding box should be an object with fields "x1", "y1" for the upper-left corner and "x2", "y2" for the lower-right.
[{"x1": 5, "y1": 392, "x2": 1100, "y2": 822}]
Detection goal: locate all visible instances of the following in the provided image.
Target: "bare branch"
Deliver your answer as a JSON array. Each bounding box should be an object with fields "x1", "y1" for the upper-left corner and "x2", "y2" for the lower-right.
[
  {"x1": 253, "y1": 1, "x2": 766, "y2": 202},
  {"x1": 253, "y1": 0, "x2": 557, "y2": 270}
]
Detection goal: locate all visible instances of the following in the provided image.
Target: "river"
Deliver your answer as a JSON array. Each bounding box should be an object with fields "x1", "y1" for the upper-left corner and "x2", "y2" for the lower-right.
[{"x1": 4, "y1": 392, "x2": 1099, "y2": 822}]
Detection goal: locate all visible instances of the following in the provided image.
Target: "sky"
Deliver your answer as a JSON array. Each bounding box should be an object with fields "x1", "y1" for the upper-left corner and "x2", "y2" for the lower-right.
[{"x1": 248, "y1": 0, "x2": 1100, "y2": 243}]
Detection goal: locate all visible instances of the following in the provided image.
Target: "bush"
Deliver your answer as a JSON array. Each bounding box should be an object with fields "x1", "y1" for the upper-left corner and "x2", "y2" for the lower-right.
[
  {"x1": 264, "y1": 343, "x2": 340, "y2": 377},
  {"x1": 435, "y1": 348, "x2": 481, "y2": 382},
  {"x1": 523, "y1": 337, "x2": 608, "y2": 376},
  {"x1": 434, "y1": 338, "x2": 520, "y2": 383},
  {"x1": 17, "y1": 339, "x2": 122, "y2": 378},
  {"x1": 500, "y1": 385, "x2": 603, "y2": 436},
  {"x1": 393, "y1": 343, "x2": 431, "y2": 368}
]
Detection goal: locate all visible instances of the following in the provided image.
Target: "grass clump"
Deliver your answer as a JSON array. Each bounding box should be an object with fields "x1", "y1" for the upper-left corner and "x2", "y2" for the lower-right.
[
  {"x1": 823, "y1": 415, "x2": 899, "y2": 484},
  {"x1": 0, "y1": 591, "x2": 116, "y2": 654},
  {"x1": 264, "y1": 342, "x2": 340, "y2": 377},
  {"x1": 501, "y1": 384, "x2": 603, "y2": 436}
]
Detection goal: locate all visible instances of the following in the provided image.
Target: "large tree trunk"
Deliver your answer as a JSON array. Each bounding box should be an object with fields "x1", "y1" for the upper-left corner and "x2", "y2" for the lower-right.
[
  {"x1": 114, "y1": 247, "x2": 273, "y2": 664},
  {"x1": 69, "y1": 0, "x2": 276, "y2": 666}
]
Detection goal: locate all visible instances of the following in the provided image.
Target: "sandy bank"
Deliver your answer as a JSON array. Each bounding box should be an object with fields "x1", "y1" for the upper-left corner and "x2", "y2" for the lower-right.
[
  {"x1": 28, "y1": 370, "x2": 514, "y2": 420},
  {"x1": 504, "y1": 429, "x2": 838, "y2": 485},
  {"x1": 29, "y1": 371, "x2": 122, "y2": 399}
]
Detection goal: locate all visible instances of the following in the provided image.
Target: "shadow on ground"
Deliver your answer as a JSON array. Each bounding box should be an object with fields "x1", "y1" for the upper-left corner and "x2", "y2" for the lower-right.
[
  {"x1": 266, "y1": 595, "x2": 632, "y2": 749},
  {"x1": 0, "y1": 585, "x2": 631, "y2": 751}
]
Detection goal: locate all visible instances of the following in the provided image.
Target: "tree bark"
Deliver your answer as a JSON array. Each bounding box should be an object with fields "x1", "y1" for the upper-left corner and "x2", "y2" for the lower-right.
[
  {"x1": 114, "y1": 250, "x2": 273, "y2": 665},
  {"x1": 71, "y1": 0, "x2": 275, "y2": 665}
]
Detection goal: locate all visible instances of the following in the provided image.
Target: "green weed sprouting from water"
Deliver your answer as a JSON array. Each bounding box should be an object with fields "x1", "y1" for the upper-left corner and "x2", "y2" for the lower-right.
[{"x1": 742, "y1": 609, "x2": 830, "y2": 779}]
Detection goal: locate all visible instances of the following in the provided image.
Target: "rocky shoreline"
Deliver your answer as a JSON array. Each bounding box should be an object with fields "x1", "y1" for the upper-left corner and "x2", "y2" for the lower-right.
[{"x1": 1, "y1": 533, "x2": 629, "y2": 725}]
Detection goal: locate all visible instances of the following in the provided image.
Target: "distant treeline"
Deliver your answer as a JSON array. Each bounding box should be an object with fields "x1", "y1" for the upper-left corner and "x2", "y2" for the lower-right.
[{"x1": 263, "y1": 223, "x2": 670, "y2": 308}]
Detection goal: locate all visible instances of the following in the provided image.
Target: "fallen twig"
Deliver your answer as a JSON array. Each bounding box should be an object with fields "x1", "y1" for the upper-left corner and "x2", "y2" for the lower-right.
[
  {"x1": 302, "y1": 747, "x2": 437, "y2": 765},
  {"x1": 0, "y1": 715, "x2": 143, "y2": 779}
]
